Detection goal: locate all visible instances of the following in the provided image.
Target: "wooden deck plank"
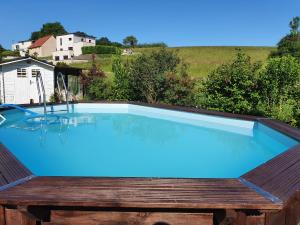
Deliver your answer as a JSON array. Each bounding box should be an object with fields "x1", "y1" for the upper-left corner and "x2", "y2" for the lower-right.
[
  {"x1": 0, "y1": 177, "x2": 280, "y2": 210},
  {"x1": 0, "y1": 144, "x2": 32, "y2": 186},
  {"x1": 242, "y1": 144, "x2": 300, "y2": 203}
]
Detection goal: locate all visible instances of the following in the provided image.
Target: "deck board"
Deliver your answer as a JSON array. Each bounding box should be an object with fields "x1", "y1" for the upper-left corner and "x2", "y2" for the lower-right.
[
  {"x1": 0, "y1": 144, "x2": 32, "y2": 188},
  {"x1": 0, "y1": 176, "x2": 280, "y2": 210},
  {"x1": 242, "y1": 144, "x2": 300, "y2": 203}
]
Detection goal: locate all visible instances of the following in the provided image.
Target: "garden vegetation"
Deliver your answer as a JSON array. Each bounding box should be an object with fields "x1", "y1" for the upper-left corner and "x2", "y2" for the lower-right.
[{"x1": 80, "y1": 17, "x2": 300, "y2": 127}]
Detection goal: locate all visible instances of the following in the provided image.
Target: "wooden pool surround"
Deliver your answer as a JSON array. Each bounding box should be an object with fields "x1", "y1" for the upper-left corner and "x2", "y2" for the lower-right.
[{"x1": 0, "y1": 102, "x2": 300, "y2": 225}]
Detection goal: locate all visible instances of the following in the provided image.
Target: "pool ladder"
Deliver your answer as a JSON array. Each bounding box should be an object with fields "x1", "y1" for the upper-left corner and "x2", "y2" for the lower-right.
[{"x1": 36, "y1": 72, "x2": 70, "y2": 114}]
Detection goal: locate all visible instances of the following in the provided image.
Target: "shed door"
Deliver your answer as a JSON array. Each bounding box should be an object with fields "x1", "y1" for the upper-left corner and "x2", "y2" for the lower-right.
[
  {"x1": 29, "y1": 68, "x2": 40, "y2": 104},
  {"x1": 14, "y1": 68, "x2": 30, "y2": 104}
]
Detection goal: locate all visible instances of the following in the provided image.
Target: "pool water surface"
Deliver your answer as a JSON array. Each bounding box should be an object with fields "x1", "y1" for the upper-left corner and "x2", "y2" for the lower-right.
[{"x1": 0, "y1": 104, "x2": 297, "y2": 178}]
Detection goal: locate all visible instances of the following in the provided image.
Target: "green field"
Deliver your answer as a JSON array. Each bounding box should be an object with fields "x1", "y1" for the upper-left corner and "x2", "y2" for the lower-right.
[{"x1": 70, "y1": 46, "x2": 275, "y2": 77}]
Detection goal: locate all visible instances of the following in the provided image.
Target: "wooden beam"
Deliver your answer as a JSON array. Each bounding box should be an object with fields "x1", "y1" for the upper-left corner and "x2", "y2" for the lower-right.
[
  {"x1": 5, "y1": 208, "x2": 36, "y2": 225},
  {"x1": 0, "y1": 206, "x2": 5, "y2": 225},
  {"x1": 50, "y1": 210, "x2": 213, "y2": 225}
]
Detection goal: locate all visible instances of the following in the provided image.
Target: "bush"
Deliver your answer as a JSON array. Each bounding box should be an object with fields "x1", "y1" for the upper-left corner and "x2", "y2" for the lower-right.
[
  {"x1": 1, "y1": 50, "x2": 20, "y2": 57},
  {"x1": 257, "y1": 55, "x2": 300, "y2": 125},
  {"x1": 200, "y1": 51, "x2": 261, "y2": 114},
  {"x1": 163, "y1": 64, "x2": 196, "y2": 106},
  {"x1": 82, "y1": 45, "x2": 120, "y2": 55},
  {"x1": 112, "y1": 56, "x2": 132, "y2": 100},
  {"x1": 87, "y1": 77, "x2": 112, "y2": 100}
]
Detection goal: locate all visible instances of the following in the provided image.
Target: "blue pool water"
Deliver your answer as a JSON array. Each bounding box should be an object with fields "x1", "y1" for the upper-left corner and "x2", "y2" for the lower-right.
[{"x1": 0, "y1": 104, "x2": 298, "y2": 178}]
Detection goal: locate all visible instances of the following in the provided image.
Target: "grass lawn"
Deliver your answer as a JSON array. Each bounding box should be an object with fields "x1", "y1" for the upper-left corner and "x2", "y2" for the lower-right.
[{"x1": 70, "y1": 46, "x2": 275, "y2": 78}]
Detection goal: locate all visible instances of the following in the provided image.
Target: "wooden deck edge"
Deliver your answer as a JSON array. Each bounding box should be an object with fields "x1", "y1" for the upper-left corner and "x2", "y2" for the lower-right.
[{"x1": 239, "y1": 178, "x2": 282, "y2": 204}]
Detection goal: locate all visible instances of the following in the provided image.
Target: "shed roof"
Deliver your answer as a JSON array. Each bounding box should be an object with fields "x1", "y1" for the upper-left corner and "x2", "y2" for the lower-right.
[{"x1": 0, "y1": 57, "x2": 55, "y2": 68}]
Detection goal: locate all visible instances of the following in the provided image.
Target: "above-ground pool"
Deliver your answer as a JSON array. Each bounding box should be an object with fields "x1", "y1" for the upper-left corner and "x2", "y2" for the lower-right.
[{"x1": 0, "y1": 103, "x2": 297, "y2": 178}]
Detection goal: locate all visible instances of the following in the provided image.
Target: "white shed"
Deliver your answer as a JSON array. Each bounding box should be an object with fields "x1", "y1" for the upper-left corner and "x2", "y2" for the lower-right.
[{"x1": 0, "y1": 57, "x2": 55, "y2": 104}]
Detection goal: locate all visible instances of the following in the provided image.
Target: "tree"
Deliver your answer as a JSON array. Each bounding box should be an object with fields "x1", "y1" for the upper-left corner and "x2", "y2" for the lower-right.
[
  {"x1": 129, "y1": 48, "x2": 180, "y2": 103},
  {"x1": 73, "y1": 31, "x2": 91, "y2": 37},
  {"x1": 290, "y1": 17, "x2": 300, "y2": 35},
  {"x1": 96, "y1": 37, "x2": 111, "y2": 45},
  {"x1": 30, "y1": 22, "x2": 67, "y2": 40},
  {"x1": 123, "y1": 36, "x2": 138, "y2": 48},
  {"x1": 0, "y1": 44, "x2": 5, "y2": 53},
  {"x1": 270, "y1": 17, "x2": 300, "y2": 60},
  {"x1": 30, "y1": 31, "x2": 40, "y2": 41}
]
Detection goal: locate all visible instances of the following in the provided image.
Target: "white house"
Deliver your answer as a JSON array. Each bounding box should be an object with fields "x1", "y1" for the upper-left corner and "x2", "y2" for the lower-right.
[
  {"x1": 11, "y1": 40, "x2": 34, "y2": 57},
  {"x1": 0, "y1": 57, "x2": 55, "y2": 104},
  {"x1": 28, "y1": 35, "x2": 56, "y2": 58},
  {"x1": 52, "y1": 34, "x2": 96, "y2": 61}
]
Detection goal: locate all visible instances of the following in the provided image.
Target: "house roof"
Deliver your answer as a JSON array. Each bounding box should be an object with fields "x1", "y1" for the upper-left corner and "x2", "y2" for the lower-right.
[
  {"x1": 28, "y1": 35, "x2": 53, "y2": 49},
  {"x1": 0, "y1": 57, "x2": 55, "y2": 68}
]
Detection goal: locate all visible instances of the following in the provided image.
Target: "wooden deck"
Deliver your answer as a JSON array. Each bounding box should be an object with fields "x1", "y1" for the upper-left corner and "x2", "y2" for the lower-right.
[
  {"x1": 0, "y1": 176, "x2": 280, "y2": 210},
  {"x1": 242, "y1": 144, "x2": 300, "y2": 204},
  {"x1": 0, "y1": 144, "x2": 33, "y2": 189}
]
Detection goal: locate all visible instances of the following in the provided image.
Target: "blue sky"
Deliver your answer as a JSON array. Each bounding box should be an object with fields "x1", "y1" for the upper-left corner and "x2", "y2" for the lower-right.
[{"x1": 1, "y1": 0, "x2": 299, "y2": 48}]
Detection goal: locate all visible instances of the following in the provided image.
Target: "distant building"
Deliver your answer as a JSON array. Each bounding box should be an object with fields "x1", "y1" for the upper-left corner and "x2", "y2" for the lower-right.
[
  {"x1": 28, "y1": 35, "x2": 56, "y2": 58},
  {"x1": 11, "y1": 40, "x2": 34, "y2": 57},
  {"x1": 52, "y1": 34, "x2": 96, "y2": 61}
]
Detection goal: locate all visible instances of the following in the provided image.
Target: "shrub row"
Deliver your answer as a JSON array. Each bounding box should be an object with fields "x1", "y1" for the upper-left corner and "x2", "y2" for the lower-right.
[{"x1": 82, "y1": 45, "x2": 120, "y2": 55}]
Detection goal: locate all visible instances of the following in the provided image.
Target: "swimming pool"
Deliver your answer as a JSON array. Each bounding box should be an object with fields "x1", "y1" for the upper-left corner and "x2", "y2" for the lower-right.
[{"x1": 0, "y1": 103, "x2": 297, "y2": 178}]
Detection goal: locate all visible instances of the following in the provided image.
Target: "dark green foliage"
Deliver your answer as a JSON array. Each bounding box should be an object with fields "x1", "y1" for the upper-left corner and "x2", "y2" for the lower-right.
[
  {"x1": 111, "y1": 48, "x2": 194, "y2": 105},
  {"x1": 270, "y1": 34, "x2": 300, "y2": 60},
  {"x1": 96, "y1": 37, "x2": 123, "y2": 47},
  {"x1": 123, "y1": 36, "x2": 138, "y2": 47},
  {"x1": 112, "y1": 56, "x2": 132, "y2": 100},
  {"x1": 30, "y1": 31, "x2": 40, "y2": 41},
  {"x1": 0, "y1": 44, "x2": 5, "y2": 53},
  {"x1": 290, "y1": 17, "x2": 300, "y2": 35},
  {"x1": 129, "y1": 48, "x2": 181, "y2": 103},
  {"x1": 30, "y1": 22, "x2": 67, "y2": 40},
  {"x1": 73, "y1": 31, "x2": 94, "y2": 38},
  {"x1": 82, "y1": 45, "x2": 120, "y2": 55},
  {"x1": 270, "y1": 17, "x2": 300, "y2": 61},
  {"x1": 87, "y1": 77, "x2": 112, "y2": 100},
  {"x1": 200, "y1": 51, "x2": 261, "y2": 114},
  {"x1": 1, "y1": 50, "x2": 20, "y2": 57},
  {"x1": 137, "y1": 43, "x2": 168, "y2": 48},
  {"x1": 163, "y1": 64, "x2": 195, "y2": 106},
  {"x1": 257, "y1": 56, "x2": 300, "y2": 126},
  {"x1": 96, "y1": 37, "x2": 111, "y2": 45}
]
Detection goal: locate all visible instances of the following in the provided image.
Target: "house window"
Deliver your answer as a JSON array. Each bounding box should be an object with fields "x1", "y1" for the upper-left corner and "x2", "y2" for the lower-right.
[
  {"x1": 60, "y1": 38, "x2": 62, "y2": 46},
  {"x1": 63, "y1": 55, "x2": 68, "y2": 60},
  {"x1": 31, "y1": 69, "x2": 40, "y2": 77},
  {"x1": 81, "y1": 38, "x2": 84, "y2": 41},
  {"x1": 17, "y1": 68, "x2": 27, "y2": 78},
  {"x1": 60, "y1": 48, "x2": 63, "y2": 51},
  {"x1": 69, "y1": 38, "x2": 72, "y2": 41},
  {"x1": 16, "y1": 45, "x2": 20, "y2": 50},
  {"x1": 89, "y1": 40, "x2": 91, "y2": 43},
  {"x1": 68, "y1": 47, "x2": 73, "y2": 50},
  {"x1": 55, "y1": 56, "x2": 60, "y2": 61}
]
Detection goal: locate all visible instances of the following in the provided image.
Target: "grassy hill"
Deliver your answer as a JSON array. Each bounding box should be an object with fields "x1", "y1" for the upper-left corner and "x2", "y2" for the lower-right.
[{"x1": 71, "y1": 46, "x2": 275, "y2": 78}]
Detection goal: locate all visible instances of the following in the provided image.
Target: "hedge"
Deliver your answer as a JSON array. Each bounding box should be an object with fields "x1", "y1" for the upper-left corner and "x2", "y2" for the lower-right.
[{"x1": 82, "y1": 45, "x2": 120, "y2": 55}]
